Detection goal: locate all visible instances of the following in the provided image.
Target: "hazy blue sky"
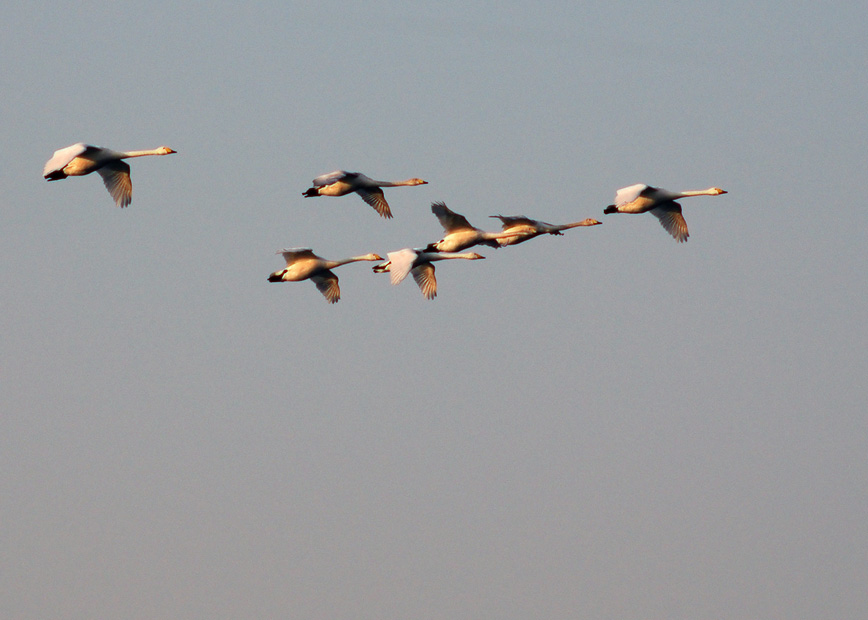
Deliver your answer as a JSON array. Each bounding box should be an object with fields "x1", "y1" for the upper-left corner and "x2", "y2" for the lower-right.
[{"x1": 2, "y1": 1, "x2": 866, "y2": 618}]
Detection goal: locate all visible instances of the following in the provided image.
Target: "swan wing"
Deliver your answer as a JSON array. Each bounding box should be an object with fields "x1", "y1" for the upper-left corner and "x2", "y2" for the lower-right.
[
  {"x1": 650, "y1": 202, "x2": 689, "y2": 242},
  {"x1": 432, "y1": 202, "x2": 474, "y2": 232},
  {"x1": 489, "y1": 214, "x2": 537, "y2": 229},
  {"x1": 312, "y1": 170, "x2": 353, "y2": 187},
  {"x1": 412, "y1": 263, "x2": 437, "y2": 299},
  {"x1": 356, "y1": 187, "x2": 393, "y2": 218},
  {"x1": 386, "y1": 248, "x2": 417, "y2": 285},
  {"x1": 97, "y1": 160, "x2": 132, "y2": 207},
  {"x1": 278, "y1": 248, "x2": 317, "y2": 264},
  {"x1": 43, "y1": 143, "x2": 93, "y2": 176},
  {"x1": 614, "y1": 184, "x2": 651, "y2": 207},
  {"x1": 311, "y1": 270, "x2": 340, "y2": 303}
]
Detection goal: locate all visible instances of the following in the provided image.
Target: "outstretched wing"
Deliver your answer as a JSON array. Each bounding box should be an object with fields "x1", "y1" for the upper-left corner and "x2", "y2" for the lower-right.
[
  {"x1": 432, "y1": 201, "x2": 475, "y2": 232},
  {"x1": 311, "y1": 270, "x2": 340, "y2": 303},
  {"x1": 614, "y1": 183, "x2": 652, "y2": 207},
  {"x1": 311, "y1": 170, "x2": 353, "y2": 187},
  {"x1": 278, "y1": 248, "x2": 317, "y2": 264},
  {"x1": 411, "y1": 263, "x2": 437, "y2": 299},
  {"x1": 97, "y1": 160, "x2": 132, "y2": 207},
  {"x1": 650, "y1": 202, "x2": 689, "y2": 242},
  {"x1": 356, "y1": 187, "x2": 393, "y2": 218},
  {"x1": 489, "y1": 214, "x2": 537, "y2": 229},
  {"x1": 43, "y1": 143, "x2": 91, "y2": 177},
  {"x1": 386, "y1": 248, "x2": 417, "y2": 285}
]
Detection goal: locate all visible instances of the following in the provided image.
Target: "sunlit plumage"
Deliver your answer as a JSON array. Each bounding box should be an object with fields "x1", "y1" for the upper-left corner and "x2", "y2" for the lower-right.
[
  {"x1": 603, "y1": 184, "x2": 727, "y2": 242},
  {"x1": 268, "y1": 247, "x2": 383, "y2": 304},
  {"x1": 373, "y1": 248, "x2": 485, "y2": 300},
  {"x1": 302, "y1": 170, "x2": 427, "y2": 219},
  {"x1": 426, "y1": 202, "x2": 522, "y2": 251},
  {"x1": 489, "y1": 215, "x2": 601, "y2": 246},
  {"x1": 43, "y1": 143, "x2": 176, "y2": 207}
]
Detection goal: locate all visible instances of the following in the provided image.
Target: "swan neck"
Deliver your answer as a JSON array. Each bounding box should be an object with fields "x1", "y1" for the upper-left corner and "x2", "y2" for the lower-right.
[
  {"x1": 119, "y1": 149, "x2": 165, "y2": 158},
  {"x1": 430, "y1": 252, "x2": 478, "y2": 260},
  {"x1": 558, "y1": 221, "x2": 593, "y2": 230},
  {"x1": 330, "y1": 255, "x2": 375, "y2": 267},
  {"x1": 675, "y1": 189, "x2": 717, "y2": 198}
]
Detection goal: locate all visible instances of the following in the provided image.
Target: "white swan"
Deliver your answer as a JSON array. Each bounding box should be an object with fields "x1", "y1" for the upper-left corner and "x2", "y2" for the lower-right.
[
  {"x1": 603, "y1": 184, "x2": 727, "y2": 242},
  {"x1": 43, "y1": 143, "x2": 176, "y2": 207},
  {"x1": 489, "y1": 215, "x2": 601, "y2": 246},
  {"x1": 302, "y1": 170, "x2": 428, "y2": 219},
  {"x1": 373, "y1": 248, "x2": 485, "y2": 300},
  {"x1": 268, "y1": 247, "x2": 383, "y2": 304},
  {"x1": 426, "y1": 202, "x2": 521, "y2": 252}
]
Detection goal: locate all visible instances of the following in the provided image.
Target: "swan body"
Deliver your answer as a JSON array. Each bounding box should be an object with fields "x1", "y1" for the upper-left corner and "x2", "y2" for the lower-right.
[
  {"x1": 603, "y1": 184, "x2": 727, "y2": 242},
  {"x1": 373, "y1": 248, "x2": 485, "y2": 300},
  {"x1": 426, "y1": 202, "x2": 521, "y2": 252},
  {"x1": 268, "y1": 247, "x2": 383, "y2": 304},
  {"x1": 302, "y1": 170, "x2": 427, "y2": 219},
  {"x1": 489, "y1": 215, "x2": 601, "y2": 246},
  {"x1": 43, "y1": 143, "x2": 176, "y2": 207}
]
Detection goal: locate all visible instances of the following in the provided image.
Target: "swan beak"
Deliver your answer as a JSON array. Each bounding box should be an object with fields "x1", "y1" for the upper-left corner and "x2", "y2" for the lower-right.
[{"x1": 167, "y1": 148, "x2": 177, "y2": 154}]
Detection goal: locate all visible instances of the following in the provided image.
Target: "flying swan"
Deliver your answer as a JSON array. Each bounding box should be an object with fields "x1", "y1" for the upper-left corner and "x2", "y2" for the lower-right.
[
  {"x1": 373, "y1": 248, "x2": 485, "y2": 300},
  {"x1": 43, "y1": 143, "x2": 177, "y2": 207},
  {"x1": 268, "y1": 247, "x2": 383, "y2": 303},
  {"x1": 302, "y1": 170, "x2": 428, "y2": 219},
  {"x1": 603, "y1": 184, "x2": 727, "y2": 242},
  {"x1": 426, "y1": 202, "x2": 522, "y2": 252},
  {"x1": 488, "y1": 215, "x2": 601, "y2": 246}
]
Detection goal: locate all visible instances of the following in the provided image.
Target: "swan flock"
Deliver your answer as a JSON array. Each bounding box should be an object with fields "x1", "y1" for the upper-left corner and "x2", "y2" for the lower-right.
[{"x1": 43, "y1": 143, "x2": 726, "y2": 301}]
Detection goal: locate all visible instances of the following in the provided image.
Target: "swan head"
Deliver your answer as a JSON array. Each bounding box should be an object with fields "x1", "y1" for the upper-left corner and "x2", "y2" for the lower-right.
[
  {"x1": 467, "y1": 253, "x2": 485, "y2": 260},
  {"x1": 582, "y1": 218, "x2": 602, "y2": 226},
  {"x1": 407, "y1": 178, "x2": 428, "y2": 186},
  {"x1": 157, "y1": 147, "x2": 177, "y2": 155},
  {"x1": 709, "y1": 187, "x2": 727, "y2": 195}
]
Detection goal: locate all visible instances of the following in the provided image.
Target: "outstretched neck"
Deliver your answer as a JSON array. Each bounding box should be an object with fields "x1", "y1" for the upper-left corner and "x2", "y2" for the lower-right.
[
  {"x1": 673, "y1": 188, "x2": 726, "y2": 198},
  {"x1": 428, "y1": 251, "x2": 481, "y2": 261},
  {"x1": 328, "y1": 255, "x2": 380, "y2": 268},
  {"x1": 118, "y1": 147, "x2": 175, "y2": 159},
  {"x1": 379, "y1": 178, "x2": 426, "y2": 187},
  {"x1": 554, "y1": 219, "x2": 602, "y2": 231}
]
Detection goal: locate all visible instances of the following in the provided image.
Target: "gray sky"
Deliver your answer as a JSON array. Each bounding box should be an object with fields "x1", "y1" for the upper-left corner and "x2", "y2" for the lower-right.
[{"x1": 2, "y1": 1, "x2": 866, "y2": 618}]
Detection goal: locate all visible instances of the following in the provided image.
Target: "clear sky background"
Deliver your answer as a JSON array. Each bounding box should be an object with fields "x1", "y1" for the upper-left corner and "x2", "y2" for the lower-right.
[{"x1": 2, "y1": 1, "x2": 866, "y2": 618}]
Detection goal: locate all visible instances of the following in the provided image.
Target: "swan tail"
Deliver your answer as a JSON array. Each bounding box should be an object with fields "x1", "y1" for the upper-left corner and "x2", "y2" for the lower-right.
[{"x1": 302, "y1": 187, "x2": 319, "y2": 197}]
